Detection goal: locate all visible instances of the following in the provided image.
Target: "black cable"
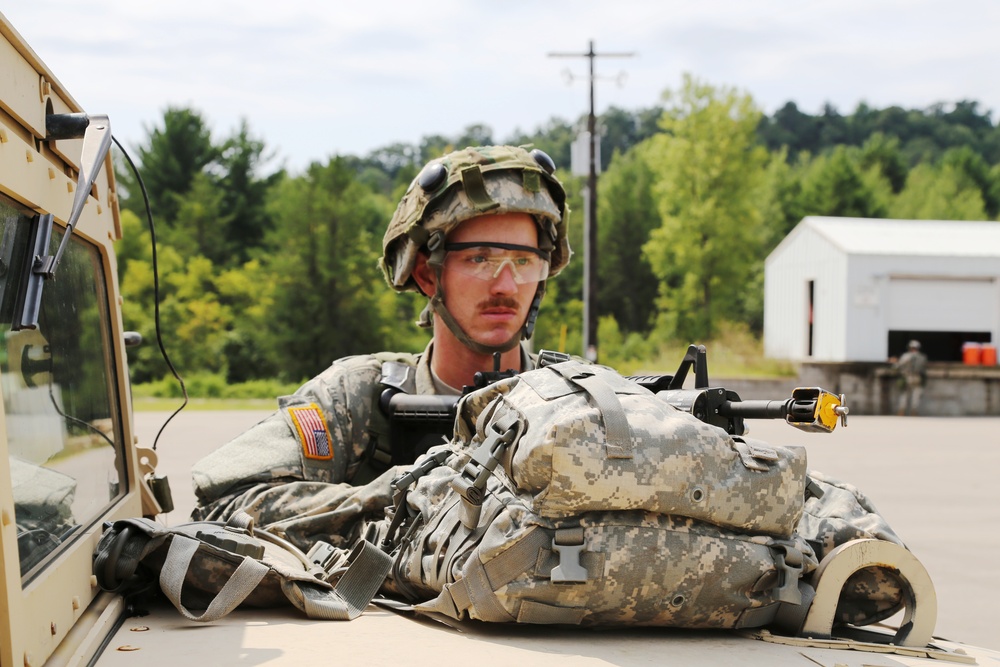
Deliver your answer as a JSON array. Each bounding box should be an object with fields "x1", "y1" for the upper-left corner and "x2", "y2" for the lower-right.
[
  {"x1": 48, "y1": 383, "x2": 115, "y2": 448},
  {"x1": 112, "y1": 136, "x2": 188, "y2": 450}
]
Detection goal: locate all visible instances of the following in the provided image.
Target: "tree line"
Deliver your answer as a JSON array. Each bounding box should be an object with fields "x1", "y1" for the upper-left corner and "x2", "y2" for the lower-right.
[{"x1": 114, "y1": 74, "x2": 1000, "y2": 386}]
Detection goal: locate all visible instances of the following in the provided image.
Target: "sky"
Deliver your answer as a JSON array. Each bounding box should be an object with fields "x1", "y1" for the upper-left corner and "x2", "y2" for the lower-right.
[{"x1": 4, "y1": 1, "x2": 998, "y2": 173}]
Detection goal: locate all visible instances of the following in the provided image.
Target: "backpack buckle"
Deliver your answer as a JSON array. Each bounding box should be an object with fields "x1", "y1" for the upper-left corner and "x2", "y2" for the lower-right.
[
  {"x1": 772, "y1": 543, "x2": 805, "y2": 605},
  {"x1": 451, "y1": 411, "x2": 522, "y2": 529},
  {"x1": 551, "y1": 528, "x2": 589, "y2": 583}
]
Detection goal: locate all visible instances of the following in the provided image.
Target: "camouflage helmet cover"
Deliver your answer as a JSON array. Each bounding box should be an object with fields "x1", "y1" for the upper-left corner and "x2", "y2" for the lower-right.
[{"x1": 381, "y1": 145, "x2": 571, "y2": 293}]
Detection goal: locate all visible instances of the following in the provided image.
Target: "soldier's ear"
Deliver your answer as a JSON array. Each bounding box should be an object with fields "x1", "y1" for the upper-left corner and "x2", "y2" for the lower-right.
[{"x1": 412, "y1": 252, "x2": 437, "y2": 297}]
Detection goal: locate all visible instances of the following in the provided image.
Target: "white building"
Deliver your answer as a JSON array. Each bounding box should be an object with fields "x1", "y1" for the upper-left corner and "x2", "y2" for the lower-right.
[{"x1": 764, "y1": 216, "x2": 1000, "y2": 363}]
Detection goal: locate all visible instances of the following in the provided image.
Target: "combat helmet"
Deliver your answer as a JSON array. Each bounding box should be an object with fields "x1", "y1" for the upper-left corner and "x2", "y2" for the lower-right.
[{"x1": 381, "y1": 145, "x2": 571, "y2": 355}]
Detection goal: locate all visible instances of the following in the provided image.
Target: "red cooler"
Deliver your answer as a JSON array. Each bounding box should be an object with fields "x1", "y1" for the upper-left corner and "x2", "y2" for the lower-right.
[
  {"x1": 982, "y1": 344, "x2": 997, "y2": 366},
  {"x1": 963, "y1": 342, "x2": 982, "y2": 365}
]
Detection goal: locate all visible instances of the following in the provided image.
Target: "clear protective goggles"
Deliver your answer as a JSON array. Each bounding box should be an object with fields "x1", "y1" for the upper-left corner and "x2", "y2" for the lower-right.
[{"x1": 443, "y1": 242, "x2": 550, "y2": 284}]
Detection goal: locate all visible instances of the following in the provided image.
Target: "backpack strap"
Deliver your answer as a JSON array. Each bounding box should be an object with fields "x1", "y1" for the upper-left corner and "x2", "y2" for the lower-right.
[
  {"x1": 422, "y1": 526, "x2": 553, "y2": 622},
  {"x1": 94, "y1": 511, "x2": 393, "y2": 622},
  {"x1": 159, "y1": 532, "x2": 270, "y2": 622},
  {"x1": 418, "y1": 525, "x2": 601, "y2": 625},
  {"x1": 546, "y1": 362, "x2": 633, "y2": 459}
]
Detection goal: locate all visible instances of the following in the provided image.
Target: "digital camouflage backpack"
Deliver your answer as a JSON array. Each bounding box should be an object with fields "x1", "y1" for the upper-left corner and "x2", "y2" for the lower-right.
[{"x1": 343, "y1": 360, "x2": 912, "y2": 633}]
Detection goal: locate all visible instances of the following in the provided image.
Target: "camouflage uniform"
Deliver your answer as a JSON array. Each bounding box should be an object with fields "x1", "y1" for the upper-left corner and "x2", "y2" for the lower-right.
[
  {"x1": 191, "y1": 343, "x2": 537, "y2": 551},
  {"x1": 191, "y1": 146, "x2": 570, "y2": 553},
  {"x1": 894, "y1": 341, "x2": 928, "y2": 416}
]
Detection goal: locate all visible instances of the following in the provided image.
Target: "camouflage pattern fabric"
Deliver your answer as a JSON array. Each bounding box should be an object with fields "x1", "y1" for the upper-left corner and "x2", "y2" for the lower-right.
[
  {"x1": 192, "y1": 473, "x2": 400, "y2": 553},
  {"x1": 190, "y1": 344, "x2": 537, "y2": 553},
  {"x1": 94, "y1": 512, "x2": 391, "y2": 621},
  {"x1": 189, "y1": 349, "x2": 427, "y2": 554},
  {"x1": 192, "y1": 351, "x2": 420, "y2": 509},
  {"x1": 375, "y1": 362, "x2": 820, "y2": 628},
  {"x1": 364, "y1": 360, "x2": 917, "y2": 631},
  {"x1": 381, "y1": 145, "x2": 570, "y2": 293},
  {"x1": 190, "y1": 350, "x2": 912, "y2": 630},
  {"x1": 387, "y1": 457, "x2": 816, "y2": 627},
  {"x1": 797, "y1": 470, "x2": 907, "y2": 625},
  {"x1": 476, "y1": 363, "x2": 808, "y2": 537}
]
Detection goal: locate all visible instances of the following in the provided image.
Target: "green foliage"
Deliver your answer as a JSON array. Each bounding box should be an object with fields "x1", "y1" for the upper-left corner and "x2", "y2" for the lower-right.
[
  {"x1": 261, "y1": 158, "x2": 395, "y2": 381},
  {"x1": 115, "y1": 209, "x2": 149, "y2": 279},
  {"x1": 755, "y1": 149, "x2": 805, "y2": 249},
  {"x1": 798, "y1": 145, "x2": 888, "y2": 218},
  {"x1": 115, "y1": 94, "x2": 1000, "y2": 392},
  {"x1": 217, "y1": 120, "x2": 284, "y2": 263},
  {"x1": 890, "y1": 162, "x2": 988, "y2": 220},
  {"x1": 637, "y1": 321, "x2": 797, "y2": 378},
  {"x1": 859, "y1": 133, "x2": 909, "y2": 194},
  {"x1": 132, "y1": 373, "x2": 300, "y2": 399},
  {"x1": 595, "y1": 315, "x2": 655, "y2": 371},
  {"x1": 531, "y1": 279, "x2": 583, "y2": 355},
  {"x1": 127, "y1": 107, "x2": 218, "y2": 226},
  {"x1": 596, "y1": 144, "x2": 660, "y2": 333},
  {"x1": 642, "y1": 75, "x2": 769, "y2": 341},
  {"x1": 760, "y1": 99, "x2": 1000, "y2": 167},
  {"x1": 162, "y1": 172, "x2": 233, "y2": 262}
]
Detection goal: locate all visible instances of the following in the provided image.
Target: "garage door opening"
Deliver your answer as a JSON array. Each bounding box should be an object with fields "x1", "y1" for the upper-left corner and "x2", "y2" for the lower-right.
[{"x1": 888, "y1": 330, "x2": 992, "y2": 362}]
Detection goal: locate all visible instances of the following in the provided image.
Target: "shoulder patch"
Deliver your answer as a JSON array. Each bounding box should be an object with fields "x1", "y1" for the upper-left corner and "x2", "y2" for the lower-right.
[{"x1": 288, "y1": 403, "x2": 334, "y2": 461}]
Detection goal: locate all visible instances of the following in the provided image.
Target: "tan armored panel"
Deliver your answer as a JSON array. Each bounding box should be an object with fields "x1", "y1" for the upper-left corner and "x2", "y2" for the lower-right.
[{"x1": 0, "y1": 12, "x2": 136, "y2": 667}]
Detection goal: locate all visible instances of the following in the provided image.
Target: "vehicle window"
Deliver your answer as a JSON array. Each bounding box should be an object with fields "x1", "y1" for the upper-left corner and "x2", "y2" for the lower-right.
[{"x1": 0, "y1": 197, "x2": 125, "y2": 582}]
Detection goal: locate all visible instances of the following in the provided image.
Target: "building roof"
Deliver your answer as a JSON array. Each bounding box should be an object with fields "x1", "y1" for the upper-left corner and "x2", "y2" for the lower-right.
[{"x1": 791, "y1": 216, "x2": 1000, "y2": 257}]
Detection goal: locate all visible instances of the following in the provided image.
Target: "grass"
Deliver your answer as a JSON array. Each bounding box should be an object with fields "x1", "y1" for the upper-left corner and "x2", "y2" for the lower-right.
[
  {"x1": 130, "y1": 326, "x2": 795, "y2": 411},
  {"x1": 132, "y1": 397, "x2": 276, "y2": 412},
  {"x1": 628, "y1": 342, "x2": 797, "y2": 378},
  {"x1": 607, "y1": 323, "x2": 798, "y2": 379}
]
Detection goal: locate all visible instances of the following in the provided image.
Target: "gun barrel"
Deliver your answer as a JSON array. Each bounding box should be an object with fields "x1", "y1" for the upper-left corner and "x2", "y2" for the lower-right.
[{"x1": 720, "y1": 399, "x2": 792, "y2": 420}]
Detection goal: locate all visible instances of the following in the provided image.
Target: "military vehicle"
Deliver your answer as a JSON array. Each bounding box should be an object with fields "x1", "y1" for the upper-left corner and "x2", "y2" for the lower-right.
[{"x1": 1, "y1": 10, "x2": 998, "y2": 666}]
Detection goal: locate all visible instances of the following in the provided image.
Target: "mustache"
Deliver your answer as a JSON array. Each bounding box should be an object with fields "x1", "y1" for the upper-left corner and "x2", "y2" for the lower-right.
[{"x1": 477, "y1": 296, "x2": 520, "y2": 311}]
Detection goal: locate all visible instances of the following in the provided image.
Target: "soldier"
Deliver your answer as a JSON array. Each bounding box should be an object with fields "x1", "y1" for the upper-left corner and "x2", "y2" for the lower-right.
[
  {"x1": 190, "y1": 145, "x2": 570, "y2": 551},
  {"x1": 894, "y1": 339, "x2": 928, "y2": 416}
]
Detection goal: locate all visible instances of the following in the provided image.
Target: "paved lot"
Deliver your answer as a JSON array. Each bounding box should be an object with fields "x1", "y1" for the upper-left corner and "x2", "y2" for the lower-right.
[{"x1": 135, "y1": 410, "x2": 1000, "y2": 650}]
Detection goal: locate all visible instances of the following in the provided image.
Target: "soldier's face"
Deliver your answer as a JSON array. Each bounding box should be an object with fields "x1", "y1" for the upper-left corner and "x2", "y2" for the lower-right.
[{"x1": 437, "y1": 212, "x2": 540, "y2": 349}]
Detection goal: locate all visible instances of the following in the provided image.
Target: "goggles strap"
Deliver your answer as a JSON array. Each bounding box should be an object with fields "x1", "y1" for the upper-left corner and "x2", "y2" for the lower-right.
[{"x1": 443, "y1": 242, "x2": 549, "y2": 260}]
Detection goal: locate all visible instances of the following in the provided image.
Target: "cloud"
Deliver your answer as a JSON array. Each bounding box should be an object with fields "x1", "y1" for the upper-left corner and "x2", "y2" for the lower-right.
[{"x1": 4, "y1": 0, "x2": 998, "y2": 172}]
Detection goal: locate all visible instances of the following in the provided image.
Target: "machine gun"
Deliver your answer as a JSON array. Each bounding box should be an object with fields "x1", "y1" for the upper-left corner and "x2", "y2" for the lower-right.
[
  {"x1": 628, "y1": 344, "x2": 849, "y2": 436},
  {"x1": 379, "y1": 344, "x2": 849, "y2": 465}
]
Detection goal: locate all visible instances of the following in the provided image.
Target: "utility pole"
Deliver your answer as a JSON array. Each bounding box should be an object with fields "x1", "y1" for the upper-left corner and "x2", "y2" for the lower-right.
[{"x1": 549, "y1": 40, "x2": 632, "y2": 362}]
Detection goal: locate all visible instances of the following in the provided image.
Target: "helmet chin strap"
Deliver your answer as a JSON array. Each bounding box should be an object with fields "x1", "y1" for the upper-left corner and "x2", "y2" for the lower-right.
[
  {"x1": 423, "y1": 232, "x2": 540, "y2": 356},
  {"x1": 429, "y1": 286, "x2": 523, "y2": 355}
]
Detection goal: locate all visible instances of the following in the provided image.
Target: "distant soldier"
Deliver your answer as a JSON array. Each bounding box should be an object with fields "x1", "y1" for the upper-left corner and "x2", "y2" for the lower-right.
[{"x1": 894, "y1": 339, "x2": 928, "y2": 416}]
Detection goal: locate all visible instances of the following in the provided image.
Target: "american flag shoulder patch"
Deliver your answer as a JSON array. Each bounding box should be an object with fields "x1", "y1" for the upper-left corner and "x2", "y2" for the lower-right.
[{"x1": 288, "y1": 403, "x2": 333, "y2": 461}]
